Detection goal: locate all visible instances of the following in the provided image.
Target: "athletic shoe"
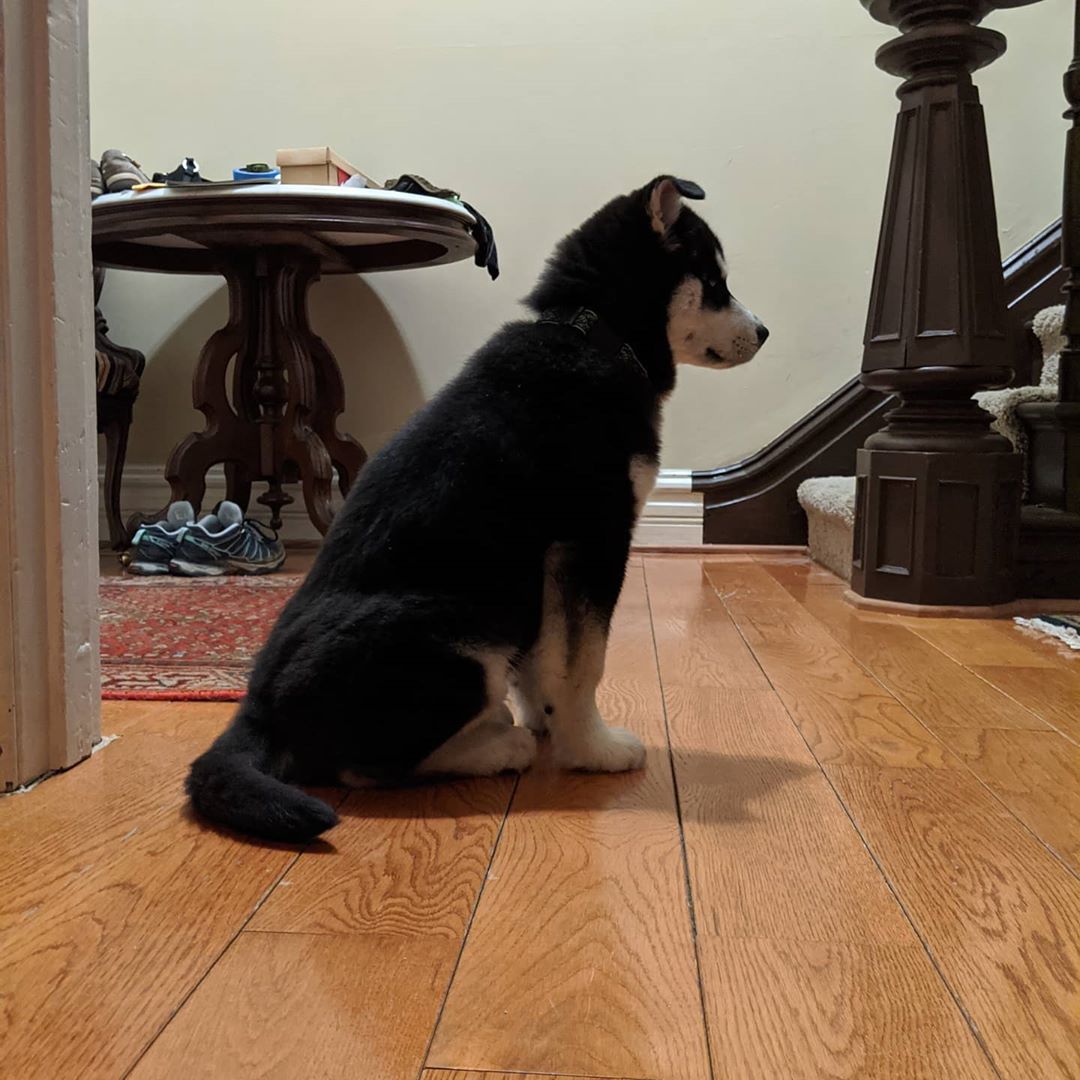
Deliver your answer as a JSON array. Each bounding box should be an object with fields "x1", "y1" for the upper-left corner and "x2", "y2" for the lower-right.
[
  {"x1": 100, "y1": 149, "x2": 150, "y2": 192},
  {"x1": 169, "y1": 501, "x2": 286, "y2": 577},
  {"x1": 123, "y1": 501, "x2": 195, "y2": 575},
  {"x1": 90, "y1": 159, "x2": 105, "y2": 199}
]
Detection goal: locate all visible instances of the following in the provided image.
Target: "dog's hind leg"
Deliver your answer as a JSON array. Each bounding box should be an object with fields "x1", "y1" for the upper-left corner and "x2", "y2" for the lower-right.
[
  {"x1": 416, "y1": 648, "x2": 536, "y2": 777},
  {"x1": 416, "y1": 716, "x2": 536, "y2": 776}
]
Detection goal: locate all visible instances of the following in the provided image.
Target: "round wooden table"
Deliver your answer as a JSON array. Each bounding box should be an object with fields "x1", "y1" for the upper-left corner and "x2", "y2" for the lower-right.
[{"x1": 92, "y1": 185, "x2": 477, "y2": 532}]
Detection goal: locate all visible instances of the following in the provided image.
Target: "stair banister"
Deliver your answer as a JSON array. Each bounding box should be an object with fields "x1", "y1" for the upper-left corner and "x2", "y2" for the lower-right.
[{"x1": 850, "y1": 0, "x2": 1045, "y2": 607}]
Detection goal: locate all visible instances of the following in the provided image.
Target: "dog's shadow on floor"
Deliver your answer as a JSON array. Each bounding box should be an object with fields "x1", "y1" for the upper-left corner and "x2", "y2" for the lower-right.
[{"x1": 333, "y1": 747, "x2": 818, "y2": 828}]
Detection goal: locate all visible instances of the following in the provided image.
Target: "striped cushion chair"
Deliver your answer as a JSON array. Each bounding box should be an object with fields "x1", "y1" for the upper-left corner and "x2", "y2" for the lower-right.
[{"x1": 95, "y1": 266, "x2": 145, "y2": 549}]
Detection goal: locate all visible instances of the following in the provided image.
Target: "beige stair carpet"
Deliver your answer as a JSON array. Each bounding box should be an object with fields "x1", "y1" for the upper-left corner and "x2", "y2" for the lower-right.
[
  {"x1": 796, "y1": 475, "x2": 855, "y2": 581},
  {"x1": 976, "y1": 304, "x2": 1063, "y2": 467}
]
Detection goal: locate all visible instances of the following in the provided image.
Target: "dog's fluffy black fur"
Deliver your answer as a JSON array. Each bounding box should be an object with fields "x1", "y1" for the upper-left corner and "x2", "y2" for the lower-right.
[{"x1": 186, "y1": 176, "x2": 767, "y2": 841}]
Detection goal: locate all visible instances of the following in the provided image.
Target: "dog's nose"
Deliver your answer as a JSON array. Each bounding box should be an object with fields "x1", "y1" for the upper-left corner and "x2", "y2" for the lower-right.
[{"x1": 756, "y1": 324, "x2": 770, "y2": 346}]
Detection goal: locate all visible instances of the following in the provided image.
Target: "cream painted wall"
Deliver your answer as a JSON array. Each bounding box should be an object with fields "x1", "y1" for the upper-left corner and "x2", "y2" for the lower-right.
[{"x1": 90, "y1": 0, "x2": 1070, "y2": 473}]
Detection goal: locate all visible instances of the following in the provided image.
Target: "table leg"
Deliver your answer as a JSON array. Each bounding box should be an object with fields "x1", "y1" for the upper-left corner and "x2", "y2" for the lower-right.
[
  {"x1": 248, "y1": 254, "x2": 296, "y2": 529},
  {"x1": 158, "y1": 250, "x2": 368, "y2": 535},
  {"x1": 223, "y1": 461, "x2": 253, "y2": 514},
  {"x1": 125, "y1": 277, "x2": 252, "y2": 534},
  {"x1": 163, "y1": 272, "x2": 258, "y2": 517},
  {"x1": 301, "y1": 315, "x2": 368, "y2": 498}
]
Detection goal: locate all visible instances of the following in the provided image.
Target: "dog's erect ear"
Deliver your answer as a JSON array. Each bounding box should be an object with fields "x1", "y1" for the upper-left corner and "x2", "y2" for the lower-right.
[{"x1": 648, "y1": 176, "x2": 706, "y2": 237}]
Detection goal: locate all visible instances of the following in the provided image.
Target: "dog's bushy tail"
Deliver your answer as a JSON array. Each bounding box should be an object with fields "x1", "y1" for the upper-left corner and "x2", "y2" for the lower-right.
[{"x1": 186, "y1": 708, "x2": 338, "y2": 842}]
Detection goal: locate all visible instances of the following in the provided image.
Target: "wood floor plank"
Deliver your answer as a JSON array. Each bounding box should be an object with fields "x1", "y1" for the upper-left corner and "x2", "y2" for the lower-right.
[
  {"x1": 131, "y1": 931, "x2": 454, "y2": 1080},
  {"x1": 651, "y1": 562, "x2": 995, "y2": 1078},
  {"x1": 162, "y1": 756, "x2": 513, "y2": 1076},
  {"x1": 766, "y1": 570, "x2": 1050, "y2": 732},
  {"x1": 12, "y1": 553, "x2": 1065, "y2": 1080},
  {"x1": 664, "y1": 686, "x2": 912, "y2": 946},
  {"x1": 0, "y1": 700, "x2": 352, "y2": 1079},
  {"x1": 0, "y1": 702, "x2": 232, "y2": 937},
  {"x1": 738, "y1": 560, "x2": 1080, "y2": 1076},
  {"x1": 764, "y1": 564, "x2": 1080, "y2": 876},
  {"x1": 756, "y1": 558, "x2": 843, "y2": 583},
  {"x1": 971, "y1": 665, "x2": 1080, "y2": 743},
  {"x1": 644, "y1": 557, "x2": 770, "y2": 690},
  {"x1": 699, "y1": 938, "x2": 996, "y2": 1080},
  {"x1": 250, "y1": 777, "x2": 513, "y2": 938},
  {"x1": 829, "y1": 765, "x2": 1080, "y2": 1080},
  {"x1": 703, "y1": 562, "x2": 956, "y2": 770},
  {"x1": 943, "y1": 728, "x2": 1080, "y2": 874},
  {"x1": 905, "y1": 617, "x2": 1077, "y2": 670},
  {"x1": 0, "y1": 796, "x2": 295, "y2": 1079},
  {"x1": 422, "y1": 1073, "x2": 647, "y2": 1080},
  {"x1": 427, "y1": 567, "x2": 711, "y2": 1080}
]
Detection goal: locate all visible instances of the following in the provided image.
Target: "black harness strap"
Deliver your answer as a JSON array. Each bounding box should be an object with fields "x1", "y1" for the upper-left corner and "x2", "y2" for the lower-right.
[{"x1": 537, "y1": 306, "x2": 649, "y2": 381}]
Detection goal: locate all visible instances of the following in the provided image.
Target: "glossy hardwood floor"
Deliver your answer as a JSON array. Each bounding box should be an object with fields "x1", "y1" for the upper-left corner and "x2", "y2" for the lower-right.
[{"x1": 3, "y1": 552, "x2": 1078, "y2": 1079}]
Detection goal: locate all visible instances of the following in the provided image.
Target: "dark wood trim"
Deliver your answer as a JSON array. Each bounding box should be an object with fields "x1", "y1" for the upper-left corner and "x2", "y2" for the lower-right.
[
  {"x1": 693, "y1": 380, "x2": 891, "y2": 545},
  {"x1": 1008, "y1": 218, "x2": 1065, "y2": 387},
  {"x1": 695, "y1": 220, "x2": 1064, "y2": 545},
  {"x1": 1017, "y1": 505, "x2": 1080, "y2": 598},
  {"x1": 1006, "y1": 219, "x2": 1065, "y2": 323}
]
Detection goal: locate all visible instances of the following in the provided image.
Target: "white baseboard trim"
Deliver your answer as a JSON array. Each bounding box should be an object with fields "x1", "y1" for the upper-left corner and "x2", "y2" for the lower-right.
[
  {"x1": 632, "y1": 468, "x2": 703, "y2": 547},
  {"x1": 99, "y1": 464, "x2": 704, "y2": 547}
]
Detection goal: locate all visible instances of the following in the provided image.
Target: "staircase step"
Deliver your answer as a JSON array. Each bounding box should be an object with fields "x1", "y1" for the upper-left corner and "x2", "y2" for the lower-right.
[
  {"x1": 977, "y1": 384, "x2": 1057, "y2": 453},
  {"x1": 796, "y1": 476, "x2": 856, "y2": 581},
  {"x1": 1033, "y1": 303, "x2": 1064, "y2": 361}
]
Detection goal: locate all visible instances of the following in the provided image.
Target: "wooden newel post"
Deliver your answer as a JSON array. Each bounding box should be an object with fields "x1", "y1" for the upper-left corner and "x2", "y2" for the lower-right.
[{"x1": 851, "y1": 0, "x2": 1040, "y2": 607}]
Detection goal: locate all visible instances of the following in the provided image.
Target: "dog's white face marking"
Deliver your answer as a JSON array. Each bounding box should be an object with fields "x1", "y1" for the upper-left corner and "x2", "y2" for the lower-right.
[
  {"x1": 667, "y1": 275, "x2": 765, "y2": 369},
  {"x1": 629, "y1": 455, "x2": 659, "y2": 519}
]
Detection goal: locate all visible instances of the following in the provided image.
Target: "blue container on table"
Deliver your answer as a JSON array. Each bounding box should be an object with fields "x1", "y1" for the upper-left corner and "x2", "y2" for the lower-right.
[{"x1": 233, "y1": 163, "x2": 281, "y2": 182}]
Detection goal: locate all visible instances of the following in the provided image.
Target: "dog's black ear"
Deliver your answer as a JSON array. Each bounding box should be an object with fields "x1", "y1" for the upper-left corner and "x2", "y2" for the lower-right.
[
  {"x1": 648, "y1": 176, "x2": 706, "y2": 237},
  {"x1": 673, "y1": 178, "x2": 705, "y2": 200}
]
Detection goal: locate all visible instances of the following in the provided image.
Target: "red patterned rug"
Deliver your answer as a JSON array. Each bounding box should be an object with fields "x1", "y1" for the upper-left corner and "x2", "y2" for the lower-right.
[{"x1": 99, "y1": 575, "x2": 303, "y2": 700}]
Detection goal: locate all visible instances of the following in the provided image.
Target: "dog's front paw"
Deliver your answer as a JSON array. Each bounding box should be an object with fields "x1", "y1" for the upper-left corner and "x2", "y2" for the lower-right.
[{"x1": 556, "y1": 726, "x2": 646, "y2": 773}]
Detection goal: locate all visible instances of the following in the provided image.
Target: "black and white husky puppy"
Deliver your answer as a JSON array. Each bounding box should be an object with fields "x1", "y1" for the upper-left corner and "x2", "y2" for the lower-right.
[{"x1": 187, "y1": 176, "x2": 768, "y2": 841}]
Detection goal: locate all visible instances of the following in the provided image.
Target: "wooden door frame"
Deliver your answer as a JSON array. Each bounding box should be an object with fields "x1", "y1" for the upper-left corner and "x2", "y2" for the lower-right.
[{"x1": 0, "y1": 0, "x2": 99, "y2": 790}]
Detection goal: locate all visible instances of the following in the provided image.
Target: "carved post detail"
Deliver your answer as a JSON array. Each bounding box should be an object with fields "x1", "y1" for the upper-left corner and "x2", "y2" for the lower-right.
[{"x1": 851, "y1": 0, "x2": 1035, "y2": 607}]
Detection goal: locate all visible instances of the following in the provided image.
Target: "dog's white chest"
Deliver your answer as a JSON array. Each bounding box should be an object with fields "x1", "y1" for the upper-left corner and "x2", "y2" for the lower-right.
[{"x1": 629, "y1": 456, "x2": 659, "y2": 519}]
